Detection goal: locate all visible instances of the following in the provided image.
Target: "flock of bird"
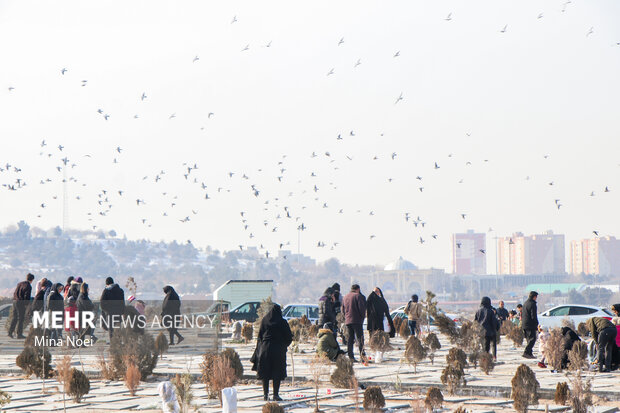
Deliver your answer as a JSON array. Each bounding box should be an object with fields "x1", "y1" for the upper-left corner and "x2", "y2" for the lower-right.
[{"x1": 1, "y1": 2, "x2": 617, "y2": 263}]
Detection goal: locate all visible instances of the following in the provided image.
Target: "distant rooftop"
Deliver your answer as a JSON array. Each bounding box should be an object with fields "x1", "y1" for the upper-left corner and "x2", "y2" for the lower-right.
[{"x1": 384, "y1": 256, "x2": 417, "y2": 271}]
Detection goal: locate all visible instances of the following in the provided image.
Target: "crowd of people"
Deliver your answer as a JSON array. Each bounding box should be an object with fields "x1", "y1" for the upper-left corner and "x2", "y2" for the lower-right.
[{"x1": 6, "y1": 272, "x2": 184, "y2": 347}]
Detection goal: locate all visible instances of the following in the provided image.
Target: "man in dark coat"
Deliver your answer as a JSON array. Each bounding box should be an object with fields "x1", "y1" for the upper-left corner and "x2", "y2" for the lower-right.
[
  {"x1": 475, "y1": 296, "x2": 500, "y2": 359},
  {"x1": 521, "y1": 291, "x2": 539, "y2": 359},
  {"x1": 162, "y1": 286, "x2": 184, "y2": 345},
  {"x1": 8, "y1": 273, "x2": 35, "y2": 339},
  {"x1": 77, "y1": 283, "x2": 98, "y2": 343},
  {"x1": 318, "y1": 288, "x2": 336, "y2": 328},
  {"x1": 251, "y1": 304, "x2": 293, "y2": 401},
  {"x1": 341, "y1": 284, "x2": 367, "y2": 362},
  {"x1": 100, "y1": 277, "x2": 125, "y2": 340},
  {"x1": 366, "y1": 287, "x2": 395, "y2": 337},
  {"x1": 47, "y1": 283, "x2": 64, "y2": 341},
  {"x1": 496, "y1": 300, "x2": 509, "y2": 322}
]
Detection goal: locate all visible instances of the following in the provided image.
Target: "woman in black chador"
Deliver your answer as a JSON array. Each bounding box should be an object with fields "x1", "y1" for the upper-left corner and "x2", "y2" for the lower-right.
[{"x1": 251, "y1": 304, "x2": 293, "y2": 401}]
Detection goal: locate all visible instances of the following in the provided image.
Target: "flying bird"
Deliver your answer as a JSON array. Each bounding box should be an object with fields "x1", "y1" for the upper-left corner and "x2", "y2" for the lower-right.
[
  {"x1": 338, "y1": 37, "x2": 344, "y2": 46},
  {"x1": 500, "y1": 24, "x2": 508, "y2": 33},
  {"x1": 586, "y1": 27, "x2": 594, "y2": 37},
  {"x1": 193, "y1": 55, "x2": 199, "y2": 62},
  {"x1": 61, "y1": 68, "x2": 68, "y2": 75},
  {"x1": 395, "y1": 93, "x2": 403, "y2": 104},
  {"x1": 327, "y1": 68, "x2": 335, "y2": 76},
  {"x1": 445, "y1": 13, "x2": 452, "y2": 21}
]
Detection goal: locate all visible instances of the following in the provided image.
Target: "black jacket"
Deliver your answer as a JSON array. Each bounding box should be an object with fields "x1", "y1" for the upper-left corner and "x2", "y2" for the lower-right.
[
  {"x1": 496, "y1": 307, "x2": 509, "y2": 322},
  {"x1": 474, "y1": 297, "x2": 500, "y2": 337},
  {"x1": 561, "y1": 326, "x2": 581, "y2": 368},
  {"x1": 522, "y1": 297, "x2": 538, "y2": 330},
  {"x1": 366, "y1": 289, "x2": 395, "y2": 337},
  {"x1": 77, "y1": 292, "x2": 94, "y2": 313},
  {"x1": 13, "y1": 281, "x2": 32, "y2": 301},
  {"x1": 318, "y1": 295, "x2": 336, "y2": 326},
  {"x1": 47, "y1": 283, "x2": 65, "y2": 319},
  {"x1": 28, "y1": 286, "x2": 49, "y2": 317},
  {"x1": 100, "y1": 284, "x2": 125, "y2": 316},
  {"x1": 251, "y1": 305, "x2": 293, "y2": 380},
  {"x1": 162, "y1": 286, "x2": 181, "y2": 316}
]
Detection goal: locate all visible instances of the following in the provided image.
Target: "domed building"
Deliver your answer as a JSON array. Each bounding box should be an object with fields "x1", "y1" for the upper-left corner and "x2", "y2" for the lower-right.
[{"x1": 368, "y1": 257, "x2": 447, "y2": 301}]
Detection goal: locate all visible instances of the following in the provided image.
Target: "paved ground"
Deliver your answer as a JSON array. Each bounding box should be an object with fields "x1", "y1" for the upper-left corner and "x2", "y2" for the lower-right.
[{"x1": 1, "y1": 323, "x2": 620, "y2": 412}]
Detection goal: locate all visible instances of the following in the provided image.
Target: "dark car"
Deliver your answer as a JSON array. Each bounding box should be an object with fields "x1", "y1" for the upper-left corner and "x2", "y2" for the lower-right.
[{"x1": 228, "y1": 301, "x2": 261, "y2": 322}]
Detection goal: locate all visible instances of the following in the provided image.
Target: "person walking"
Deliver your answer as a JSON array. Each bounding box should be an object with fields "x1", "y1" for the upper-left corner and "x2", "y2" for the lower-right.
[
  {"x1": 100, "y1": 277, "x2": 125, "y2": 341},
  {"x1": 8, "y1": 273, "x2": 35, "y2": 339},
  {"x1": 65, "y1": 296, "x2": 79, "y2": 340},
  {"x1": 47, "y1": 283, "x2": 64, "y2": 342},
  {"x1": 341, "y1": 284, "x2": 366, "y2": 362},
  {"x1": 587, "y1": 316, "x2": 617, "y2": 372},
  {"x1": 474, "y1": 296, "x2": 500, "y2": 360},
  {"x1": 404, "y1": 294, "x2": 423, "y2": 337},
  {"x1": 162, "y1": 286, "x2": 184, "y2": 345},
  {"x1": 496, "y1": 300, "x2": 509, "y2": 323},
  {"x1": 366, "y1": 287, "x2": 395, "y2": 337},
  {"x1": 77, "y1": 283, "x2": 98, "y2": 343},
  {"x1": 251, "y1": 304, "x2": 293, "y2": 401},
  {"x1": 522, "y1": 291, "x2": 539, "y2": 359},
  {"x1": 318, "y1": 288, "x2": 336, "y2": 328}
]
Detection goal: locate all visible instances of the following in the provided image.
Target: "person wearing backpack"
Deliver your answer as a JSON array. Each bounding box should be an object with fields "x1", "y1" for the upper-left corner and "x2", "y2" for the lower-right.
[{"x1": 404, "y1": 294, "x2": 422, "y2": 337}]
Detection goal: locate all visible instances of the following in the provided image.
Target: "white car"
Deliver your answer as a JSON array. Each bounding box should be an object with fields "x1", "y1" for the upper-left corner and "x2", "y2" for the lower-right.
[
  {"x1": 538, "y1": 304, "x2": 613, "y2": 329},
  {"x1": 282, "y1": 304, "x2": 320, "y2": 324}
]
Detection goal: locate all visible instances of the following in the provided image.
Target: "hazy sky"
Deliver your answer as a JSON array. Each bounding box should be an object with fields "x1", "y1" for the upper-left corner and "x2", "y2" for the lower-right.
[{"x1": 1, "y1": 0, "x2": 619, "y2": 270}]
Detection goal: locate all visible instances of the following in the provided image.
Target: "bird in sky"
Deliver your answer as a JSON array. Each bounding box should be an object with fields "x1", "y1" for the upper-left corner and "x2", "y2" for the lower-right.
[
  {"x1": 141, "y1": 92, "x2": 147, "y2": 100},
  {"x1": 395, "y1": 93, "x2": 403, "y2": 104},
  {"x1": 586, "y1": 27, "x2": 594, "y2": 37},
  {"x1": 354, "y1": 59, "x2": 361, "y2": 68},
  {"x1": 479, "y1": 249, "x2": 486, "y2": 254},
  {"x1": 393, "y1": 51, "x2": 400, "y2": 58},
  {"x1": 605, "y1": 186, "x2": 610, "y2": 192},
  {"x1": 242, "y1": 44, "x2": 250, "y2": 52},
  {"x1": 434, "y1": 162, "x2": 440, "y2": 169},
  {"x1": 61, "y1": 68, "x2": 68, "y2": 75},
  {"x1": 419, "y1": 237, "x2": 425, "y2": 244},
  {"x1": 593, "y1": 231, "x2": 599, "y2": 236},
  {"x1": 338, "y1": 37, "x2": 344, "y2": 46},
  {"x1": 391, "y1": 152, "x2": 397, "y2": 160},
  {"x1": 327, "y1": 68, "x2": 334, "y2": 76},
  {"x1": 445, "y1": 13, "x2": 452, "y2": 21},
  {"x1": 537, "y1": 13, "x2": 544, "y2": 19},
  {"x1": 231, "y1": 15, "x2": 237, "y2": 24},
  {"x1": 500, "y1": 24, "x2": 508, "y2": 33},
  {"x1": 193, "y1": 55, "x2": 199, "y2": 63}
]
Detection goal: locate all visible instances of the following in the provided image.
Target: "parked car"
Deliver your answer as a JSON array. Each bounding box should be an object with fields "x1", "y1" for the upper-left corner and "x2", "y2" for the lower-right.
[
  {"x1": 228, "y1": 301, "x2": 261, "y2": 322},
  {"x1": 282, "y1": 304, "x2": 320, "y2": 324},
  {"x1": 0, "y1": 304, "x2": 11, "y2": 320},
  {"x1": 538, "y1": 304, "x2": 613, "y2": 329}
]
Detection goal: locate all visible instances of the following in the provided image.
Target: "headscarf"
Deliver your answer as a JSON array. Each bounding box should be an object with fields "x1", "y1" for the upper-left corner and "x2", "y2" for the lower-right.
[
  {"x1": 480, "y1": 296, "x2": 491, "y2": 308},
  {"x1": 261, "y1": 304, "x2": 283, "y2": 329},
  {"x1": 611, "y1": 304, "x2": 620, "y2": 315}
]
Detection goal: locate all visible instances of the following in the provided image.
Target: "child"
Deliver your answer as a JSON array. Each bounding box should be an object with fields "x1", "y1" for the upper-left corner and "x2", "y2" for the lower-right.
[{"x1": 537, "y1": 325, "x2": 550, "y2": 368}]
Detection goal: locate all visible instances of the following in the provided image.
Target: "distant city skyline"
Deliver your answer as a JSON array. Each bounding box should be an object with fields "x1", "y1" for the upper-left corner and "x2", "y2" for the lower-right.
[{"x1": 1, "y1": 1, "x2": 619, "y2": 269}]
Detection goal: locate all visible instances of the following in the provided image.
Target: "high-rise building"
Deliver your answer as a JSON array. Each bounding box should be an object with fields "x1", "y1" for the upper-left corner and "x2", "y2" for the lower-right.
[
  {"x1": 451, "y1": 230, "x2": 486, "y2": 275},
  {"x1": 570, "y1": 236, "x2": 620, "y2": 276},
  {"x1": 497, "y1": 230, "x2": 565, "y2": 275}
]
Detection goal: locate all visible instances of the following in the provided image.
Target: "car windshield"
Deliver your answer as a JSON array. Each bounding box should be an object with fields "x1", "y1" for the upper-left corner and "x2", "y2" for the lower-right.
[{"x1": 603, "y1": 308, "x2": 614, "y2": 316}]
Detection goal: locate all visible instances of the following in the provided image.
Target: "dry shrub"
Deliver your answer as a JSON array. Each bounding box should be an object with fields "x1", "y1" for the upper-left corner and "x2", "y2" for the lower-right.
[
  {"x1": 369, "y1": 330, "x2": 392, "y2": 353},
  {"x1": 363, "y1": 386, "x2": 385, "y2": 412},
  {"x1": 300, "y1": 314, "x2": 311, "y2": 327},
  {"x1": 452, "y1": 406, "x2": 467, "y2": 413},
  {"x1": 458, "y1": 321, "x2": 484, "y2": 362},
  {"x1": 441, "y1": 365, "x2": 465, "y2": 395},
  {"x1": 434, "y1": 313, "x2": 459, "y2": 343},
  {"x1": 424, "y1": 333, "x2": 441, "y2": 365},
  {"x1": 404, "y1": 336, "x2": 427, "y2": 373},
  {"x1": 330, "y1": 354, "x2": 355, "y2": 388},
  {"x1": 554, "y1": 382, "x2": 569, "y2": 405},
  {"x1": 110, "y1": 328, "x2": 158, "y2": 380},
  {"x1": 220, "y1": 348, "x2": 244, "y2": 380},
  {"x1": 393, "y1": 316, "x2": 402, "y2": 331},
  {"x1": 479, "y1": 352, "x2": 494, "y2": 375},
  {"x1": 568, "y1": 340, "x2": 588, "y2": 371},
  {"x1": 155, "y1": 332, "x2": 169, "y2": 359},
  {"x1": 544, "y1": 329, "x2": 564, "y2": 371},
  {"x1": 173, "y1": 373, "x2": 194, "y2": 413},
  {"x1": 561, "y1": 318, "x2": 576, "y2": 331},
  {"x1": 576, "y1": 322, "x2": 588, "y2": 337},
  {"x1": 499, "y1": 320, "x2": 511, "y2": 335},
  {"x1": 446, "y1": 348, "x2": 467, "y2": 370},
  {"x1": 212, "y1": 357, "x2": 235, "y2": 405},
  {"x1": 16, "y1": 346, "x2": 51, "y2": 378},
  {"x1": 67, "y1": 368, "x2": 90, "y2": 403},
  {"x1": 262, "y1": 402, "x2": 284, "y2": 413},
  {"x1": 55, "y1": 354, "x2": 73, "y2": 395},
  {"x1": 506, "y1": 322, "x2": 524, "y2": 347},
  {"x1": 200, "y1": 352, "x2": 218, "y2": 398},
  {"x1": 425, "y1": 387, "x2": 443, "y2": 411},
  {"x1": 307, "y1": 324, "x2": 319, "y2": 340},
  {"x1": 309, "y1": 354, "x2": 331, "y2": 412},
  {"x1": 0, "y1": 390, "x2": 11, "y2": 409},
  {"x1": 96, "y1": 351, "x2": 115, "y2": 381},
  {"x1": 124, "y1": 359, "x2": 140, "y2": 396},
  {"x1": 511, "y1": 364, "x2": 539, "y2": 413},
  {"x1": 242, "y1": 323, "x2": 254, "y2": 343},
  {"x1": 568, "y1": 372, "x2": 593, "y2": 413},
  {"x1": 399, "y1": 319, "x2": 411, "y2": 339}
]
